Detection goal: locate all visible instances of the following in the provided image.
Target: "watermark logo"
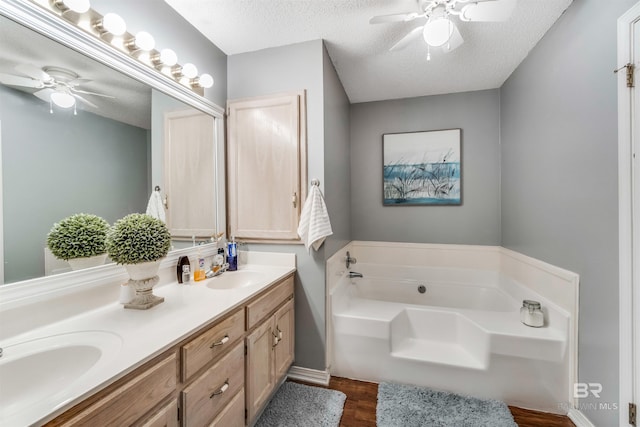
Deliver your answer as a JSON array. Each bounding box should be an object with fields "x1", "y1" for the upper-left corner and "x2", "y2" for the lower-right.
[{"x1": 574, "y1": 383, "x2": 603, "y2": 398}]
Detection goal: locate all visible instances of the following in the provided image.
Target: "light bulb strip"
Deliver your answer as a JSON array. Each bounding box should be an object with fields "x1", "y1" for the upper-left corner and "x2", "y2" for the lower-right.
[{"x1": 36, "y1": 0, "x2": 213, "y2": 93}]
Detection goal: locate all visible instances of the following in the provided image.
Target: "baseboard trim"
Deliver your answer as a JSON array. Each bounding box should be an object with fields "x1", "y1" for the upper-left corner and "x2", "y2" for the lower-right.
[
  {"x1": 287, "y1": 366, "x2": 330, "y2": 386},
  {"x1": 567, "y1": 409, "x2": 595, "y2": 427}
]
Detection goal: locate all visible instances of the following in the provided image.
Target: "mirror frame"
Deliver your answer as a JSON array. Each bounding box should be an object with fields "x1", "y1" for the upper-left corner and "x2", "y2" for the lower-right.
[{"x1": 0, "y1": 0, "x2": 226, "y2": 305}]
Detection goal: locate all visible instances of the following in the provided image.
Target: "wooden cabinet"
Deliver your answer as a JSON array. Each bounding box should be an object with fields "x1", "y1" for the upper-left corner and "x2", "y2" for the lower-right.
[
  {"x1": 57, "y1": 353, "x2": 177, "y2": 426},
  {"x1": 45, "y1": 274, "x2": 295, "y2": 427},
  {"x1": 226, "y1": 92, "x2": 307, "y2": 242},
  {"x1": 163, "y1": 109, "x2": 218, "y2": 238},
  {"x1": 246, "y1": 279, "x2": 295, "y2": 424}
]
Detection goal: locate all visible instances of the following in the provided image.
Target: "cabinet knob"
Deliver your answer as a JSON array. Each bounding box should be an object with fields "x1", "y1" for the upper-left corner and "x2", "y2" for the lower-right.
[{"x1": 292, "y1": 192, "x2": 297, "y2": 208}]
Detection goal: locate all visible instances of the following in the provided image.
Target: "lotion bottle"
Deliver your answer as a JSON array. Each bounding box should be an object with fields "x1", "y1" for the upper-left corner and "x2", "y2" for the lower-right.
[{"x1": 194, "y1": 247, "x2": 206, "y2": 281}]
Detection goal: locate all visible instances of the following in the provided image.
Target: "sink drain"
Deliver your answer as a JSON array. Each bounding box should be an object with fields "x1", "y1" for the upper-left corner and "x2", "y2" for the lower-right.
[{"x1": 417, "y1": 285, "x2": 426, "y2": 294}]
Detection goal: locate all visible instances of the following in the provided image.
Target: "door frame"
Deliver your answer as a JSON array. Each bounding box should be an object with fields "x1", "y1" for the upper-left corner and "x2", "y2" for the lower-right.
[{"x1": 619, "y1": 3, "x2": 640, "y2": 426}]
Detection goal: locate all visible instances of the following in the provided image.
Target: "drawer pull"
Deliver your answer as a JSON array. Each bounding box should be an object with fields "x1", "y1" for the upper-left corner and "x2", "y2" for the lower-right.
[
  {"x1": 210, "y1": 380, "x2": 229, "y2": 398},
  {"x1": 276, "y1": 327, "x2": 283, "y2": 340},
  {"x1": 210, "y1": 335, "x2": 230, "y2": 349},
  {"x1": 272, "y1": 333, "x2": 279, "y2": 348}
]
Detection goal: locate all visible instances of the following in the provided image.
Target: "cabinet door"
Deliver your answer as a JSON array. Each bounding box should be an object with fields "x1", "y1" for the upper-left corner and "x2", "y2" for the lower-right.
[
  {"x1": 136, "y1": 399, "x2": 178, "y2": 427},
  {"x1": 274, "y1": 298, "x2": 295, "y2": 381},
  {"x1": 227, "y1": 92, "x2": 307, "y2": 242},
  {"x1": 164, "y1": 109, "x2": 217, "y2": 237},
  {"x1": 246, "y1": 318, "x2": 275, "y2": 423}
]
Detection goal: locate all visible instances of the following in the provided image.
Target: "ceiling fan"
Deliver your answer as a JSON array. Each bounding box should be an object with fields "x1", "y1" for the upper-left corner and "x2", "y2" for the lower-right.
[
  {"x1": 0, "y1": 64, "x2": 114, "y2": 113},
  {"x1": 370, "y1": 0, "x2": 517, "y2": 58}
]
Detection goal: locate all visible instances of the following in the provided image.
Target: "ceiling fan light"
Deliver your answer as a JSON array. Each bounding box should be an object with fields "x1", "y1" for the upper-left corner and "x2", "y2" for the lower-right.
[
  {"x1": 423, "y1": 17, "x2": 454, "y2": 47},
  {"x1": 50, "y1": 92, "x2": 76, "y2": 108}
]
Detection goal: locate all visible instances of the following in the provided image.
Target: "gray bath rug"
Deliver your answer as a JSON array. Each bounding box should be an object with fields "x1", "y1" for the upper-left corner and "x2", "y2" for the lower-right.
[
  {"x1": 377, "y1": 382, "x2": 517, "y2": 427},
  {"x1": 255, "y1": 381, "x2": 347, "y2": 427}
]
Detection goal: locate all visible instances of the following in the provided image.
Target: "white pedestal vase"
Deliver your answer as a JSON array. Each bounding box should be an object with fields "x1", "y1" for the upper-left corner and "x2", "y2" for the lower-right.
[
  {"x1": 123, "y1": 260, "x2": 164, "y2": 310},
  {"x1": 67, "y1": 254, "x2": 108, "y2": 271}
]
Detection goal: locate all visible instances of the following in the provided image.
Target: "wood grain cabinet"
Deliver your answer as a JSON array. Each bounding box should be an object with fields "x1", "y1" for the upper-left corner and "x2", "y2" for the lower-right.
[
  {"x1": 246, "y1": 278, "x2": 295, "y2": 424},
  {"x1": 45, "y1": 274, "x2": 295, "y2": 427}
]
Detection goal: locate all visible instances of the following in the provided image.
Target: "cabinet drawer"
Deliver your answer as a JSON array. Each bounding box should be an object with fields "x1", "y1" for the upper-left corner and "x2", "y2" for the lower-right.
[
  {"x1": 209, "y1": 389, "x2": 245, "y2": 427},
  {"x1": 246, "y1": 275, "x2": 294, "y2": 329},
  {"x1": 182, "y1": 342, "x2": 244, "y2": 426},
  {"x1": 136, "y1": 399, "x2": 178, "y2": 427},
  {"x1": 181, "y1": 308, "x2": 244, "y2": 382},
  {"x1": 65, "y1": 352, "x2": 177, "y2": 426}
]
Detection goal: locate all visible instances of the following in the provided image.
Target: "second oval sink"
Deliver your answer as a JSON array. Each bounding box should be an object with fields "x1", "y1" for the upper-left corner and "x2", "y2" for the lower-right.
[{"x1": 206, "y1": 270, "x2": 265, "y2": 290}]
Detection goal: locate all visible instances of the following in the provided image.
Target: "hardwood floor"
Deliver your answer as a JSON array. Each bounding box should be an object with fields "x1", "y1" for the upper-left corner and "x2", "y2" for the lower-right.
[{"x1": 292, "y1": 377, "x2": 576, "y2": 427}]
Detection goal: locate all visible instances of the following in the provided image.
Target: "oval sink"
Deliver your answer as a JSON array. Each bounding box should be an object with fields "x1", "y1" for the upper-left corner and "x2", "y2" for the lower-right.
[
  {"x1": 0, "y1": 331, "x2": 122, "y2": 422},
  {"x1": 206, "y1": 270, "x2": 266, "y2": 290}
]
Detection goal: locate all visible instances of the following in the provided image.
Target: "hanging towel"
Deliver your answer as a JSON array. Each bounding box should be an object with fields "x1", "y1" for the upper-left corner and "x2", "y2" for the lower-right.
[
  {"x1": 297, "y1": 184, "x2": 333, "y2": 251},
  {"x1": 146, "y1": 189, "x2": 166, "y2": 222}
]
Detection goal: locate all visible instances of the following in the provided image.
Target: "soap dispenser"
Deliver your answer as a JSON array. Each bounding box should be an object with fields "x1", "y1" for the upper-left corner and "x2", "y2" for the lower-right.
[
  {"x1": 194, "y1": 247, "x2": 206, "y2": 281},
  {"x1": 227, "y1": 237, "x2": 238, "y2": 271}
]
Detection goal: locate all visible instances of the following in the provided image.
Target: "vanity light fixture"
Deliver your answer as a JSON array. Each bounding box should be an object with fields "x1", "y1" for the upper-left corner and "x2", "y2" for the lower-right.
[
  {"x1": 192, "y1": 73, "x2": 214, "y2": 89},
  {"x1": 125, "y1": 31, "x2": 155, "y2": 52},
  {"x1": 151, "y1": 48, "x2": 178, "y2": 67},
  {"x1": 51, "y1": 0, "x2": 90, "y2": 14},
  {"x1": 181, "y1": 63, "x2": 198, "y2": 79},
  {"x1": 93, "y1": 12, "x2": 126, "y2": 36},
  {"x1": 36, "y1": 0, "x2": 214, "y2": 94}
]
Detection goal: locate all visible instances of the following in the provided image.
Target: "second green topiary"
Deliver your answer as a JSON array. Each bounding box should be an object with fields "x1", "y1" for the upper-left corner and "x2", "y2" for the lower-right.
[
  {"x1": 47, "y1": 213, "x2": 109, "y2": 261},
  {"x1": 106, "y1": 213, "x2": 171, "y2": 265}
]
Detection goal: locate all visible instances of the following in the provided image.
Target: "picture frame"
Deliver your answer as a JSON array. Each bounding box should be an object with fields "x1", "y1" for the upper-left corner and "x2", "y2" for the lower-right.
[{"x1": 383, "y1": 128, "x2": 461, "y2": 206}]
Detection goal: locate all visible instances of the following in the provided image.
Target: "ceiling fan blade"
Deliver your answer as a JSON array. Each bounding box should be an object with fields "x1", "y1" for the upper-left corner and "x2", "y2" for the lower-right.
[
  {"x1": 33, "y1": 88, "x2": 55, "y2": 102},
  {"x1": 390, "y1": 26, "x2": 424, "y2": 51},
  {"x1": 71, "y1": 88, "x2": 115, "y2": 98},
  {"x1": 15, "y1": 64, "x2": 52, "y2": 83},
  {"x1": 0, "y1": 73, "x2": 44, "y2": 88},
  {"x1": 370, "y1": 12, "x2": 420, "y2": 24},
  {"x1": 460, "y1": 0, "x2": 517, "y2": 22},
  {"x1": 73, "y1": 94, "x2": 98, "y2": 108},
  {"x1": 442, "y1": 25, "x2": 464, "y2": 53}
]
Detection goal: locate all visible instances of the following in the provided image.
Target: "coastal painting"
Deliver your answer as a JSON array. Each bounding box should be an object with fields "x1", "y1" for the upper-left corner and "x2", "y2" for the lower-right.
[{"x1": 383, "y1": 129, "x2": 461, "y2": 205}]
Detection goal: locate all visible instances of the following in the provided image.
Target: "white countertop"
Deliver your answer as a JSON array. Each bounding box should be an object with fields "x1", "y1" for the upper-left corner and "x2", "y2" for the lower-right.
[{"x1": 0, "y1": 259, "x2": 296, "y2": 427}]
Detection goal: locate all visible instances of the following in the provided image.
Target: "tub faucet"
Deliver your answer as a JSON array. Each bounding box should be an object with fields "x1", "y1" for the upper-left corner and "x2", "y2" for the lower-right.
[{"x1": 349, "y1": 271, "x2": 363, "y2": 279}]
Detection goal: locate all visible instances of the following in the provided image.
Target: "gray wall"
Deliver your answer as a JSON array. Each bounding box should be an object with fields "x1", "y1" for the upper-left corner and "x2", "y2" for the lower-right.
[
  {"x1": 322, "y1": 44, "x2": 352, "y2": 259},
  {"x1": 500, "y1": 0, "x2": 636, "y2": 424},
  {"x1": 92, "y1": 0, "x2": 227, "y2": 107},
  {"x1": 350, "y1": 89, "x2": 501, "y2": 245},
  {"x1": 228, "y1": 40, "x2": 327, "y2": 370},
  {"x1": 1, "y1": 85, "x2": 149, "y2": 283}
]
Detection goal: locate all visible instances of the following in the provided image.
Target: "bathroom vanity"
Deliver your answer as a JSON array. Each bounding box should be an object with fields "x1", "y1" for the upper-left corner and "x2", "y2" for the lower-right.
[{"x1": 0, "y1": 251, "x2": 296, "y2": 427}]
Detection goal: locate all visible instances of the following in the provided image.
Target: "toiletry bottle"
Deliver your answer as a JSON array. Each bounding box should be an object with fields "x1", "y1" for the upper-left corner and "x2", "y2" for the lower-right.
[
  {"x1": 227, "y1": 237, "x2": 238, "y2": 271},
  {"x1": 194, "y1": 247, "x2": 206, "y2": 281}
]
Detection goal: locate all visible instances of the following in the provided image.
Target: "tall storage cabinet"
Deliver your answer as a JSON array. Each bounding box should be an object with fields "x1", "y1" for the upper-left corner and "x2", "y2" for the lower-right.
[{"x1": 226, "y1": 92, "x2": 307, "y2": 242}]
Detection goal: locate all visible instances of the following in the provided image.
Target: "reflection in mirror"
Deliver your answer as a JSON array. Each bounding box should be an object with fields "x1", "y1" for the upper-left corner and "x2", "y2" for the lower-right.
[{"x1": 0, "y1": 14, "x2": 217, "y2": 285}]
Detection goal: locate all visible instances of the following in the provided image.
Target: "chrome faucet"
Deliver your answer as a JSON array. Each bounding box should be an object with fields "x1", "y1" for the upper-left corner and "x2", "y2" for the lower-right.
[{"x1": 348, "y1": 271, "x2": 363, "y2": 279}]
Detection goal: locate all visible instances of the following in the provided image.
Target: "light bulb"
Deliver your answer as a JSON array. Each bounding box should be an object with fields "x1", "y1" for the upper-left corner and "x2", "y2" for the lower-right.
[
  {"x1": 198, "y1": 73, "x2": 214, "y2": 88},
  {"x1": 50, "y1": 92, "x2": 76, "y2": 108},
  {"x1": 182, "y1": 63, "x2": 198, "y2": 79},
  {"x1": 423, "y1": 17, "x2": 454, "y2": 47},
  {"x1": 99, "y1": 13, "x2": 126, "y2": 36},
  {"x1": 53, "y1": 0, "x2": 90, "y2": 13},
  {"x1": 160, "y1": 49, "x2": 178, "y2": 66},
  {"x1": 127, "y1": 31, "x2": 155, "y2": 51}
]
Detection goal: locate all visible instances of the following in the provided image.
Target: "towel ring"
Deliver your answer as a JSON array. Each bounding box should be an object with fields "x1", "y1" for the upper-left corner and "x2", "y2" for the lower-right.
[{"x1": 310, "y1": 179, "x2": 320, "y2": 187}]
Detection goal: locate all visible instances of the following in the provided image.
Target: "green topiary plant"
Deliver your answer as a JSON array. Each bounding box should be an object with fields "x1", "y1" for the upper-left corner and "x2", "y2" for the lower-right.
[
  {"x1": 47, "y1": 213, "x2": 110, "y2": 261},
  {"x1": 106, "y1": 213, "x2": 171, "y2": 265}
]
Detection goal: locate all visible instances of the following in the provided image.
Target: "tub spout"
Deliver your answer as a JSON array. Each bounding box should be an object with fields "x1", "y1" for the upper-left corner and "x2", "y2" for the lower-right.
[{"x1": 349, "y1": 271, "x2": 363, "y2": 279}]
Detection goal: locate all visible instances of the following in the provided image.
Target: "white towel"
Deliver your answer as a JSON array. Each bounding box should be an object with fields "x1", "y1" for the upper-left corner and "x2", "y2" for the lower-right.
[
  {"x1": 297, "y1": 185, "x2": 333, "y2": 251},
  {"x1": 146, "y1": 190, "x2": 166, "y2": 222}
]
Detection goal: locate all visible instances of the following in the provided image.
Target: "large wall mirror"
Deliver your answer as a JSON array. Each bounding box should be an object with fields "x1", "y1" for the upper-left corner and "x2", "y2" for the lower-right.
[{"x1": 0, "y1": 2, "x2": 224, "y2": 286}]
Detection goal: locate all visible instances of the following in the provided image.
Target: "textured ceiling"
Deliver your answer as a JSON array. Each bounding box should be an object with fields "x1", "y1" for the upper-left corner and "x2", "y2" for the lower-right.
[{"x1": 164, "y1": 0, "x2": 573, "y2": 103}]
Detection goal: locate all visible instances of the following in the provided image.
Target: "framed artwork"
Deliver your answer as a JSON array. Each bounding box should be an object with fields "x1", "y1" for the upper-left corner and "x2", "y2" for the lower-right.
[{"x1": 383, "y1": 128, "x2": 461, "y2": 206}]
